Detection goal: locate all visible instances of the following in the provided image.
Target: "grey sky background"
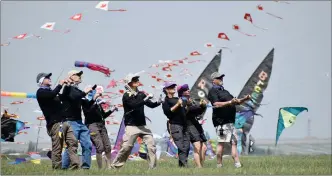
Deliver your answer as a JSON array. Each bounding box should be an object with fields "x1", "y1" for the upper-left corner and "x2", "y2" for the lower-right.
[{"x1": 1, "y1": 1, "x2": 331, "y2": 143}]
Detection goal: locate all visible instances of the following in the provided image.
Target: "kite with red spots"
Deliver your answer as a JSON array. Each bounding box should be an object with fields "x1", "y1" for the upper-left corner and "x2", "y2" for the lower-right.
[{"x1": 244, "y1": 13, "x2": 268, "y2": 30}]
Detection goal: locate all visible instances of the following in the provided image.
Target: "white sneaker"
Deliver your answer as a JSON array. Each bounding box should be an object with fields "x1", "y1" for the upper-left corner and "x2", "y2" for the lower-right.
[
  {"x1": 234, "y1": 162, "x2": 242, "y2": 168},
  {"x1": 217, "y1": 164, "x2": 223, "y2": 168}
]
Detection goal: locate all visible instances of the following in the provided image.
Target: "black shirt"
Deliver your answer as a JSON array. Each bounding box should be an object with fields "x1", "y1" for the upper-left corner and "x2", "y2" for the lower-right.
[
  {"x1": 207, "y1": 86, "x2": 236, "y2": 127},
  {"x1": 83, "y1": 100, "x2": 114, "y2": 125},
  {"x1": 186, "y1": 102, "x2": 206, "y2": 126},
  {"x1": 36, "y1": 85, "x2": 64, "y2": 126},
  {"x1": 162, "y1": 96, "x2": 187, "y2": 126},
  {"x1": 61, "y1": 85, "x2": 87, "y2": 121},
  {"x1": 122, "y1": 91, "x2": 160, "y2": 126}
]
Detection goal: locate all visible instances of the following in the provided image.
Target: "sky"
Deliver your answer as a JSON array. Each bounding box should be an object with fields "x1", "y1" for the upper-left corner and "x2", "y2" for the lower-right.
[{"x1": 1, "y1": 1, "x2": 331, "y2": 143}]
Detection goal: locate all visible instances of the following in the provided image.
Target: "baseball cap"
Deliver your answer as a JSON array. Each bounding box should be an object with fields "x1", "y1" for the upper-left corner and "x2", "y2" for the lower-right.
[
  {"x1": 68, "y1": 70, "x2": 83, "y2": 77},
  {"x1": 211, "y1": 72, "x2": 225, "y2": 80},
  {"x1": 177, "y1": 84, "x2": 189, "y2": 92},
  {"x1": 36, "y1": 73, "x2": 52, "y2": 83},
  {"x1": 124, "y1": 73, "x2": 140, "y2": 84},
  {"x1": 163, "y1": 82, "x2": 177, "y2": 89}
]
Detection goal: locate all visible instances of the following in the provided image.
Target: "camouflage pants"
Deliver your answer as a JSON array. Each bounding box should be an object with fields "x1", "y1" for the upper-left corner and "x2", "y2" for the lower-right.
[{"x1": 47, "y1": 122, "x2": 79, "y2": 169}]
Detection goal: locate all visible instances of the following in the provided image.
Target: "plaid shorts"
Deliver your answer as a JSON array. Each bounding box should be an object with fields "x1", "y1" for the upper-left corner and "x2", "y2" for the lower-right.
[{"x1": 215, "y1": 123, "x2": 237, "y2": 144}]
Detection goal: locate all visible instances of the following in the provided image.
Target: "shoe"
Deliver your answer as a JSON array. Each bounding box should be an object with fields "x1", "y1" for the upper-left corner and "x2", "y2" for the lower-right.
[
  {"x1": 217, "y1": 164, "x2": 223, "y2": 168},
  {"x1": 234, "y1": 162, "x2": 242, "y2": 168}
]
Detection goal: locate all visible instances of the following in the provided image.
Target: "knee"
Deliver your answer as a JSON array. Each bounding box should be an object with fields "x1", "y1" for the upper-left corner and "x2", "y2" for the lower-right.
[
  {"x1": 147, "y1": 145, "x2": 156, "y2": 153},
  {"x1": 202, "y1": 144, "x2": 207, "y2": 152},
  {"x1": 96, "y1": 146, "x2": 104, "y2": 154}
]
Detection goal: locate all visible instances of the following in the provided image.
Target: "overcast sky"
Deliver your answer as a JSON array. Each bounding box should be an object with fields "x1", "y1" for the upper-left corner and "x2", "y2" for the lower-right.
[{"x1": 1, "y1": 1, "x2": 331, "y2": 143}]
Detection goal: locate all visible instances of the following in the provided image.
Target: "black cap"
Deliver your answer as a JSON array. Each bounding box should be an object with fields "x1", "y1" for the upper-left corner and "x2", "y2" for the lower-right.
[{"x1": 36, "y1": 73, "x2": 52, "y2": 83}]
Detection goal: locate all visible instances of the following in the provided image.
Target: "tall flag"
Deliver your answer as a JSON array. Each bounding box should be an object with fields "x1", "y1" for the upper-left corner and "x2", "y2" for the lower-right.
[
  {"x1": 275, "y1": 107, "x2": 308, "y2": 146},
  {"x1": 235, "y1": 48, "x2": 274, "y2": 155},
  {"x1": 190, "y1": 49, "x2": 222, "y2": 118}
]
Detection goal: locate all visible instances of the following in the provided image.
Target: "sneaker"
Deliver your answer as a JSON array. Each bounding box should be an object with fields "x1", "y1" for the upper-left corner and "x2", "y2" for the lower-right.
[
  {"x1": 234, "y1": 162, "x2": 242, "y2": 168},
  {"x1": 217, "y1": 164, "x2": 223, "y2": 168}
]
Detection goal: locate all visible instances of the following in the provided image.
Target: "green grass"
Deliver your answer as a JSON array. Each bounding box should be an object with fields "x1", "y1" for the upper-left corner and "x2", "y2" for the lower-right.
[{"x1": 1, "y1": 155, "x2": 331, "y2": 175}]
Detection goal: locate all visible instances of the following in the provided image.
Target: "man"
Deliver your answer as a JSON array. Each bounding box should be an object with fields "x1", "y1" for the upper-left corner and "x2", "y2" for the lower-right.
[
  {"x1": 83, "y1": 87, "x2": 118, "y2": 169},
  {"x1": 35, "y1": 72, "x2": 79, "y2": 170},
  {"x1": 162, "y1": 82, "x2": 190, "y2": 167},
  {"x1": 111, "y1": 73, "x2": 161, "y2": 169},
  {"x1": 61, "y1": 70, "x2": 93, "y2": 169},
  {"x1": 177, "y1": 84, "x2": 208, "y2": 168},
  {"x1": 207, "y1": 72, "x2": 251, "y2": 168}
]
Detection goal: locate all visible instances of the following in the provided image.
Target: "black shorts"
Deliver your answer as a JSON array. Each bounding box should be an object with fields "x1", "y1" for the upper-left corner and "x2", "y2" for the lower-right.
[{"x1": 187, "y1": 124, "x2": 207, "y2": 143}]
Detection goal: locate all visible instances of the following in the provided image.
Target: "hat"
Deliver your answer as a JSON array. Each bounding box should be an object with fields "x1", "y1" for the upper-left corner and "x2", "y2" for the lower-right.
[
  {"x1": 211, "y1": 72, "x2": 225, "y2": 80},
  {"x1": 36, "y1": 73, "x2": 52, "y2": 83},
  {"x1": 124, "y1": 73, "x2": 140, "y2": 84},
  {"x1": 177, "y1": 84, "x2": 189, "y2": 96},
  {"x1": 177, "y1": 84, "x2": 189, "y2": 92},
  {"x1": 163, "y1": 82, "x2": 177, "y2": 89},
  {"x1": 68, "y1": 70, "x2": 83, "y2": 77}
]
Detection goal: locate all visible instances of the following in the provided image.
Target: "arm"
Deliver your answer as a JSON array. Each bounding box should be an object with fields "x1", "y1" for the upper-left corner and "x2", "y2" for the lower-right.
[
  {"x1": 145, "y1": 100, "x2": 161, "y2": 108},
  {"x1": 162, "y1": 102, "x2": 173, "y2": 117},
  {"x1": 122, "y1": 93, "x2": 145, "y2": 109},
  {"x1": 37, "y1": 84, "x2": 63, "y2": 99},
  {"x1": 64, "y1": 86, "x2": 87, "y2": 101},
  {"x1": 208, "y1": 89, "x2": 235, "y2": 108},
  {"x1": 102, "y1": 109, "x2": 114, "y2": 118}
]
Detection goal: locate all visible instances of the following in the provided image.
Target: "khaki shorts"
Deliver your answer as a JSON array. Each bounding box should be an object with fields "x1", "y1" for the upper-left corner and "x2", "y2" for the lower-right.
[{"x1": 215, "y1": 123, "x2": 237, "y2": 144}]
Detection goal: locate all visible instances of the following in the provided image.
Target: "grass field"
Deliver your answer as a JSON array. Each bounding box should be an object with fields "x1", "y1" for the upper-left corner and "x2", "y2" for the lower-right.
[{"x1": 1, "y1": 155, "x2": 331, "y2": 175}]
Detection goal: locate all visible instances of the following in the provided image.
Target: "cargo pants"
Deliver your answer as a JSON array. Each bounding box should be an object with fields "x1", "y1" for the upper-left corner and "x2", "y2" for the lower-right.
[
  {"x1": 111, "y1": 125, "x2": 156, "y2": 169},
  {"x1": 47, "y1": 122, "x2": 79, "y2": 170},
  {"x1": 169, "y1": 124, "x2": 190, "y2": 167}
]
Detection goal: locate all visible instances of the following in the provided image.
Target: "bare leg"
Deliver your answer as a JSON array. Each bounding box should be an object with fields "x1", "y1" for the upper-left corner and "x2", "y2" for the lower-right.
[
  {"x1": 105, "y1": 152, "x2": 112, "y2": 168},
  {"x1": 216, "y1": 142, "x2": 224, "y2": 167},
  {"x1": 200, "y1": 142, "x2": 207, "y2": 166},
  {"x1": 96, "y1": 153, "x2": 103, "y2": 169},
  {"x1": 192, "y1": 142, "x2": 202, "y2": 168}
]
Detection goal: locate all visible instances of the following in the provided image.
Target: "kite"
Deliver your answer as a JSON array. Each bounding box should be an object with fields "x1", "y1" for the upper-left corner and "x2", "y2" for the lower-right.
[
  {"x1": 1, "y1": 110, "x2": 25, "y2": 142},
  {"x1": 190, "y1": 49, "x2": 222, "y2": 118},
  {"x1": 1, "y1": 42, "x2": 10, "y2": 46},
  {"x1": 257, "y1": 5, "x2": 283, "y2": 20},
  {"x1": 244, "y1": 13, "x2": 268, "y2": 30},
  {"x1": 10, "y1": 101, "x2": 24, "y2": 105},
  {"x1": 70, "y1": 13, "x2": 83, "y2": 21},
  {"x1": 40, "y1": 22, "x2": 70, "y2": 34},
  {"x1": 190, "y1": 51, "x2": 202, "y2": 56},
  {"x1": 233, "y1": 24, "x2": 256, "y2": 37},
  {"x1": 75, "y1": 61, "x2": 114, "y2": 77},
  {"x1": 96, "y1": 1, "x2": 127, "y2": 12},
  {"x1": 204, "y1": 43, "x2": 233, "y2": 52},
  {"x1": 1, "y1": 91, "x2": 36, "y2": 99},
  {"x1": 217, "y1": 33, "x2": 230, "y2": 40},
  {"x1": 179, "y1": 68, "x2": 193, "y2": 77},
  {"x1": 107, "y1": 79, "x2": 118, "y2": 88},
  {"x1": 275, "y1": 107, "x2": 308, "y2": 145},
  {"x1": 235, "y1": 48, "x2": 274, "y2": 155}
]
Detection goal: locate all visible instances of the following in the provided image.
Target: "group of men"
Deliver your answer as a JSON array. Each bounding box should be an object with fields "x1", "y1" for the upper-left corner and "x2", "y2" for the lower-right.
[
  {"x1": 36, "y1": 69, "x2": 250, "y2": 170},
  {"x1": 36, "y1": 70, "x2": 118, "y2": 170}
]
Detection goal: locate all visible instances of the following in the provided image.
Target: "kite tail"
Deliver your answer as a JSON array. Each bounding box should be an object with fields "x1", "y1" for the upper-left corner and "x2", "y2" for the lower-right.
[
  {"x1": 237, "y1": 30, "x2": 256, "y2": 37},
  {"x1": 265, "y1": 12, "x2": 283, "y2": 19},
  {"x1": 53, "y1": 29, "x2": 71, "y2": 34},
  {"x1": 253, "y1": 24, "x2": 269, "y2": 31}
]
